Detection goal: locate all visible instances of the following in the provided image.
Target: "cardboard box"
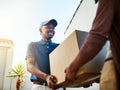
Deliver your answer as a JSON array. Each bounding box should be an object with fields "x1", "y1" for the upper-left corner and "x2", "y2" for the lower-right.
[{"x1": 50, "y1": 30, "x2": 108, "y2": 87}]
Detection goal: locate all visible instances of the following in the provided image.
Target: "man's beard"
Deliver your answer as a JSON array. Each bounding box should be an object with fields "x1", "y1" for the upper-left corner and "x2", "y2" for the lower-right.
[{"x1": 47, "y1": 35, "x2": 53, "y2": 40}]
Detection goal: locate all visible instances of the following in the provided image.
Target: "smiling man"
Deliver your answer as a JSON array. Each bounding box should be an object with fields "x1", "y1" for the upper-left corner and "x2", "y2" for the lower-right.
[{"x1": 26, "y1": 19, "x2": 61, "y2": 90}]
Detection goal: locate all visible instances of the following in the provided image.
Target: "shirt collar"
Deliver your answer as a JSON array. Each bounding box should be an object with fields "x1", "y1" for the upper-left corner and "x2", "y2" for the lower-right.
[{"x1": 39, "y1": 39, "x2": 52, "y2": 45}]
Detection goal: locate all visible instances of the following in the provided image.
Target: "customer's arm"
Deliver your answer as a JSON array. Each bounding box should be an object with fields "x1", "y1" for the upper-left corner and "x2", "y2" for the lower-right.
[{"x1": 65, "y1": 0, "x2": 115, "y2": 81}]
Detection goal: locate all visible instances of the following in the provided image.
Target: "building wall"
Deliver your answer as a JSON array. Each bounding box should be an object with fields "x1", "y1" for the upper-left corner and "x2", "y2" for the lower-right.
[
  {"x1": 0, "y1": 47, "x2": 8, "y2": 90},
  {"x1": 64, "y1": 0, "x2": 98, "y2": 38},
  {"x1": 0, "y1": 38, "x2": 14, "y2": 90},
  {"x1": 3, "y1": 47, "x2": 14, "y2": 90}
]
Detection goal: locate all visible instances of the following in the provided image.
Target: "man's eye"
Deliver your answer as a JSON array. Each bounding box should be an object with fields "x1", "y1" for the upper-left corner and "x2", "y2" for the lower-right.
[{"x1": 48, "y1": 31, "x2": 54, "y2": 33}]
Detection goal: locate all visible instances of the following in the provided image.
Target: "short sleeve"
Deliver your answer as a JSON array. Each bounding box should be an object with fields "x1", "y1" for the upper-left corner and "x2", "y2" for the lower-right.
[{"x1": 26, "y1": 42, "x2": 36, "y2": 59}]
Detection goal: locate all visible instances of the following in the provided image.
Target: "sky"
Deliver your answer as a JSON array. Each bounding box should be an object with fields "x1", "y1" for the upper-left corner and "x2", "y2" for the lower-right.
[{"x1": 0, "y1": 0, "x2": 81, "y2": 65}]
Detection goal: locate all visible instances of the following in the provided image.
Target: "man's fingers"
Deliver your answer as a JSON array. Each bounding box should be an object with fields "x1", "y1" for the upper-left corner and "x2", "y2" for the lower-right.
[{"x1": 50, "y1": 75, "x2": 57, "y2": 83}]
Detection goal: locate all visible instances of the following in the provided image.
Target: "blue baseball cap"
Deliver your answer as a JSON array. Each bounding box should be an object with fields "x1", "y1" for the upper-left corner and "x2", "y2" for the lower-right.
[{"x1": 39, "y1": 19, "x2": 57, "y2": 29}]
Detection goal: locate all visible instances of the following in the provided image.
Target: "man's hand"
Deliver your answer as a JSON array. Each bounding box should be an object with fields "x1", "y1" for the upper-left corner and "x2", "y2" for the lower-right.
[
  {"x1": 46, "y1": 75, "x2": 58, "y2": 89},
  {"x1": 64, "y1": 67, "x2": 77, "y2": 82}
]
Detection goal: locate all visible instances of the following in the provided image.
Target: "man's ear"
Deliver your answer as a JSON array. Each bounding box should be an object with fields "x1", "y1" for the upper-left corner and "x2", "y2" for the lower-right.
[
  {"x1": 39, "y1": 29, "x2": 42, "y2": 35},
  {"x1": 39, "y1": 29, "x2": 42, "y2": 32}
]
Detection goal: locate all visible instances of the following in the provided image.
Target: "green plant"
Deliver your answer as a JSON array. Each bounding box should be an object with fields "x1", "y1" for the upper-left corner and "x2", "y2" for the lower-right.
[{"x1": 7, "y1": 63, "x2": 27, "y2": 90}]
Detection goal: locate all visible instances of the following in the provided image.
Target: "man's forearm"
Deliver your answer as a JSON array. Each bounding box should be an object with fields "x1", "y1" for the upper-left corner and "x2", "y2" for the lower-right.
[{"x1": 27, "y1": 64, "x2": 49, "y2": 80}]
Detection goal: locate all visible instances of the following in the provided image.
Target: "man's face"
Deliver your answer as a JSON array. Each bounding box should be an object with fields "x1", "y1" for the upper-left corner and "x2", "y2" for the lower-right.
[{"x1": 40, "y1": 23, "x2": 55, "y2": 40}]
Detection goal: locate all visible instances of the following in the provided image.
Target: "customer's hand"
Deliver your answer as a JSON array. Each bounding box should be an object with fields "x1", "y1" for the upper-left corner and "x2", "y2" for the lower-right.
[
  {"x1": 64, "y1": 67, "x2": 77, "y2": 82},
  {"x1": 46, "y1": 75, "x2": 58, "y2": 89}
]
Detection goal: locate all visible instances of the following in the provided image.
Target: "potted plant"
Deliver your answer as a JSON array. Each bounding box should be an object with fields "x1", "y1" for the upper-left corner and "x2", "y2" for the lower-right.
[{"x1": 7, "y1": 63, "x2": 27, "y2": 90}]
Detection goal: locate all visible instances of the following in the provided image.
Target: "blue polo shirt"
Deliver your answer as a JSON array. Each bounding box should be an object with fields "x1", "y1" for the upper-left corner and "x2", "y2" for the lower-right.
[{"x1": 26, "y1": 39, "x2": 59, "y2": 83}]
